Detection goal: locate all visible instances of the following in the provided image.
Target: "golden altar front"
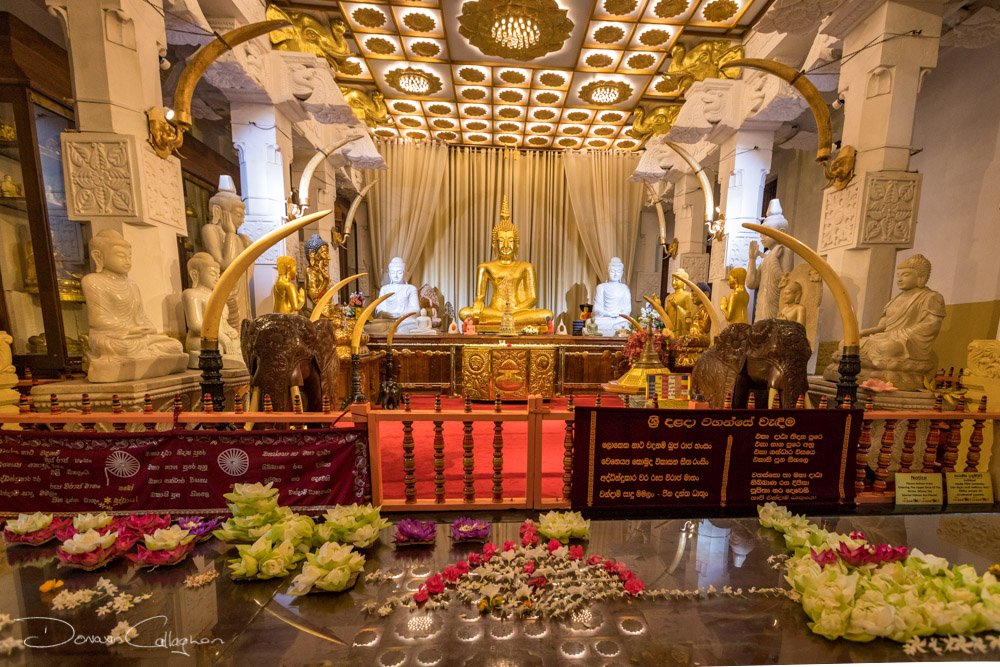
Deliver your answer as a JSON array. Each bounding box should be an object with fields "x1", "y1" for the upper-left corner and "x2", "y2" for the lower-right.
[{"x1": 461, "y1": 344, "x2": 556, "y2": 400}]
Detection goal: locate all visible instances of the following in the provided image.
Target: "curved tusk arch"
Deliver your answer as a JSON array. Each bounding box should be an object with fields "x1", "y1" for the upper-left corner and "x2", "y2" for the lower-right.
[
  {"x1": 672, "y1": 272, "x2": 725, "y2": 336},
  {"x1": 351, "y1": 292, "x2": 394, "y2": 353},
  {"x1": 340, "y1": 179, "x2": 378, "y2": 247},
  {"x1": 619, "y1": 314, "x2": 642, "y2": 330},
  {"x1": 387, "y1": 312, "x2": 418, "y2": 347},
  {"x1": 642, "y1": 295, "x2": 672, "y2": 335},
  {"x1": 643, "y1": 182, "x2": 669, "y2": 249},
  {"x1": 203, "y1": 209, "x2": 332, "y2": 343},
  {"x1": 721, "y1": 58, "x2": 832, "y2": 164},
  {"x1": 665, "y1": 141, "x2": 715, "y2": 226},
  {"x1": 742, "y1": 222, "x2": 859, "y2": 347},
  {"x1": 297, "y1": 133, "x2": 366, "y2": 207},
  {"x1": 174, "y1": 21, "x2": 288, "y2": 129},
  {"x1": 310, "y1": 272, "x2": 367, "y2": 322}
]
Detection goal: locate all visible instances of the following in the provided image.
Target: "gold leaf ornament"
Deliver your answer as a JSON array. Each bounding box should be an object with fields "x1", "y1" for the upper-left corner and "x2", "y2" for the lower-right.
[
  {"x1": 457, "y1": 0, "x2": 574, "y2": 61},
  {"x1": 586, "y1": 53, "x2": 614, "y2": 68},
  {"x1": 539, "y1": 72, "x2": 567, "y2": 87},
  {"x1": 365, "y1": 36, "x2": 396, "y2": 55},
  {"x1": 500, "y1": 70, "x2": 527, "y2": 84},
  {"x1": 603, "y1": 0, "x2": 638, "y2": 15},
  {"x1": 639, "y1": 28, "x2": 671, "y2": 47},
  {"x1": 411, "y1": 41, "x2": 441, "y2": 58},
  {"x1": 535, "y1": 92, "x2": 559, "y2": 104},
  {"x1": 402, "y1": 12, "x2": 437, "y2": 33},
  {"x1": 627, "y1": 53, "x2": 656, "y2": 70},
  {"x1": 653, "y1": 0, "x2": 689, "y2": 18},
  {"x1": 703, "y1": 0, "x2": 739, "y2": 22},
  {"x1": 384, "y1": 67, "x2": 444, "y2": 96},
  {"x1": 594, "y1": 25, "x2": 625, "y2": 44},
  {"x1": 352, "y1": 7, "x2": 387, "y2": 28}
]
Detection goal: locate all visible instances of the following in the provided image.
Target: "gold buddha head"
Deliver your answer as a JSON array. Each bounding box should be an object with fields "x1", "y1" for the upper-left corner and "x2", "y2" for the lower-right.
[
  {"x1": 276, "y1": 255, "x2": 298, "y2": 280},
  {"x1": 492, "y1": 195, "x2": 519, "y2": 261}
]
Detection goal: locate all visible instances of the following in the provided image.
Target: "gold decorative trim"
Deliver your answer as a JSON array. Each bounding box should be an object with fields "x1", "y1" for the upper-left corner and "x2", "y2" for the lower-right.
[
  {"x1": 427, "y1": 103, "x2": 452, "y2": 114},
  {"x1": 437, "y1": 131, "x2": 458, "y2": 140},
  {"x1": 626, "y1": 53, "x2": 656, "y2": 70},
  {"x1": 498, "y1": 90, "x2": 525, "y2": 103},
  {"x1": 410, "y1": 41, "x2": 441, "y2": 58},
  {"x1": 458, "y1": 0, "x2": 574, "y2": 62},
  {"x1": 365, "y1": 36, "x2": 396, "y2": 55},
  {"x1": 586, "y1": 53, "x2": 614, "y2": 68},
  {"x1": 539, "y1": 72, "x2": 567, "y2": 87},
  {"x1": 465, "y1": 121, "x2": 488, "y2": 130},
  {"x1": 465, "y1": 105, "x2": 488, "y2": 116},
  {"x1": 340, "y1": 59, "x2": 363, "y2": 76},
  {"x1": 601, "y1": 111, "x2": 624, "y2": 122},
  {"x1": 384, "y1": 67, "x2": 443, "y2": 96},
  {"x1": 593, "y1": 25, "x2": 625, "y2": 43},
  {"x1": 497, "y1": 107, "x2": 521, "y2": 118},
  {"x1": 499, "y1": 70, "x2": 528, "y2": 84},
  {"x1": 638, "y1": 28, "x2": 671, "y2": 47},
  {"x1": 587, "y1": 411, "x2": 597, "y2": 506},
  {"x1": 533, "y1": 109, "x2": 556, "y2": 120},
  {"x1": 566, "y1": 111, "x2": 590, "y2": 122},
  {"x1": 393, "y1": 101, "x2": 417, "y2": 113},
  {"x1": 535, "y1": 92, "x2": 560, "y2": 104},
  {"x1": 402, "y1": 12, "x2": 437, "y2": 33},
  {"x1": 603, "y1": 0, "x2": 638, "y2": 15},
  {"x1": 840, "y1": 414, "x2": 852, "y2": 502},
  {"x1": 720, "y1": 435, "x2": 733, "y2": 506},
  {"x1": 461, "y1": 88, "x2": 488, "y2": 100},
  {"x1": 458, "y1": 66, "x2": 487, "y2": 82},
  {"x1": 579, "y1": 80, "x2": 633, "y2": 106}
]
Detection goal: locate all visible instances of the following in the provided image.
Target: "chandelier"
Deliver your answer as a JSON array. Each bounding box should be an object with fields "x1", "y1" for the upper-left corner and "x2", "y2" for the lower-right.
[
  {"x1": 397, "y1": 71, "x2": 431, "y2": 95},
  {"x1": 491, "y1": 12, "x2": 541, "y2": 51},
  {"x1": 590, "y1": 84, "x2": 621, "y2": 105}
]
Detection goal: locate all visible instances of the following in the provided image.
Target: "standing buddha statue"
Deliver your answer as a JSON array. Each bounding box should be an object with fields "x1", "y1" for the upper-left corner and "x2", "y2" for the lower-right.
[
  {"x1": 304, "y1": 234, "x2": 331, "y2": 313},
  {"x1": 459, "y1": 196, "x2": 553, "y2": 332},
  {"x1": 272, "y1": 255, "x2": 306, "y2": 314}
]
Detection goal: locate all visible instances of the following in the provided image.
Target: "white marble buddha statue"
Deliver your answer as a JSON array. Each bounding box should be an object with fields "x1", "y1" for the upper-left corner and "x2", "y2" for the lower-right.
[
  {"x1": 81, "y1": 230, "x2": 188, "y2": 383},
  {"x1": 202, "y1": 176, "x2": 252, "y2": 327},
  {"x1": 824, "y1": 254, "x2": 946, "y2": 391},
  {"x1": 746, "y1": 199, "x2": 794, "y2": 321},
  {"x1": 374, "y1": 257, "x2": 421, "y2": 334},
  {"x1": 592, "y1": 257, "x2": 633, "y2": 337},
  {"x1": 182, "y1": 252, "x2": 243, "y2": 369}
]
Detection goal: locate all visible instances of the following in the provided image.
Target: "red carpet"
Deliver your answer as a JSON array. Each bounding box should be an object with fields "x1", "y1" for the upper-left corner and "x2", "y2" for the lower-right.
[{"x1": 377, "y1": 395, "x2": 613, "y2": 502}]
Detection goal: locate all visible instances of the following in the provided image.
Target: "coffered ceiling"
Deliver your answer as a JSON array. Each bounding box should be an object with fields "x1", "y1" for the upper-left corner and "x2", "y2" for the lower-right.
[{"x1": 298, "y1": 0, "x2": 772, "y2": 149}]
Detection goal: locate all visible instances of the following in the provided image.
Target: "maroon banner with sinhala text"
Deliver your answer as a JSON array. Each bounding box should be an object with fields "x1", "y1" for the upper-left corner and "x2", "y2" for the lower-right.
[
  {"x1": 572, "y1": 407, "x2": 861, "y2": 511},
  {"x1": 0, "y1": 428, "x2": 369, "y2": 515}
]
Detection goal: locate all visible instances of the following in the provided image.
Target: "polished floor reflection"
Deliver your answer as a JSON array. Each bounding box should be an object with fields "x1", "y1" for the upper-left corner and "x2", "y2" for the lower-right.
[{"x1": 2, "y1": 512, "x2": 999, "y2": 665}]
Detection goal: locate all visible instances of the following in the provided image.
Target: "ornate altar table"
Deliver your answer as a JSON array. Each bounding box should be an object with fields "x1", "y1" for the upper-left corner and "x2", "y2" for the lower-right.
[{"x1": 368, "y1": 334, "x2": 628, "y2": 397}]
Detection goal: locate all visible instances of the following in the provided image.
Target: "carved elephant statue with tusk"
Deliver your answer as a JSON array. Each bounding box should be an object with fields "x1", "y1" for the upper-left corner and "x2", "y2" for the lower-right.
[
  {"x1": 241, "y1": 314, "x2": 339, "y2": 413},
  {"x1": 691, "y1": 319, "x2": 811, "y2": 409}
]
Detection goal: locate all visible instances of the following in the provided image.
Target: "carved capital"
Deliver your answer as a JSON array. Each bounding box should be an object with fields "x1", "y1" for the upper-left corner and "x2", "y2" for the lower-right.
[
  {"x1": 819, "y1": 170, "x2": 921, "y2": 252},
  {"x1": 741, "y1": 69, "x2": 808, "y2": 123}
]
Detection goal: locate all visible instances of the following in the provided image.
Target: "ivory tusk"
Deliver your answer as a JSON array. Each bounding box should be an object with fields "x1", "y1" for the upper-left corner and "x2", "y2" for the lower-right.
[
  {"x1": 296, "y1": 132, "x2": 365, "y2": 207},
  {"x1": 644, "y1": 182, "x2": 669, "y2": 247},
  {"x1": 310, "y1": 272, "x2": 367, "y2": 322},
  {"x1": 619, "y1": 314, "x2": 642, "y2": 330},
  {"x1": 721, "y1": 58, "x2": 832, "y2": 163},
  {"x1": 672, "y1": 272, "x2": 725, "y2": 336},
  {"x1": 340, "y1": 179, "x2": 378, "y2": 246},
  {"x1": 666, "y1": 141, "x2": 715, "y2": 226},
  {"x1": 643, "y1": 294, "x2": 671, "y2": 328},
  {"x1": 203, "y1": 209, "x2": 332, "y2": 343},
  {"x1": 387, "y1": 312, "x2": 418, "y2": 347},
  {"x1": 742, "y1": 222, "x2": 859, "y2": 346},
  {"x1": 351, "y1": 292, "x2": 394, "y2": 353}
]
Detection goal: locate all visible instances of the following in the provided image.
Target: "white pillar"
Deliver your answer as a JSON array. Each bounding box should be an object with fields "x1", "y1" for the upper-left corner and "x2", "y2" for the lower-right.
[
  {"x1": 712, "y1": 127, "x2": 777, "y2": 311},
  {"x1": 231, "y1": 104, "x2": 294, "y2": 315},
  {"x1": 816, "y1": 0, "x2": 944, "y2": 346},
  {"x1": 47, "y1": 0, "x2": 187, "y2": 335}
]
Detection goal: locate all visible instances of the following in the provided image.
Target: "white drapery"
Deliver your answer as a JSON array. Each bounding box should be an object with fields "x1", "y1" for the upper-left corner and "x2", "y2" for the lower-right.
[
  {"x1": 562, "y1": 150, "x2": 644, "y2": 283},
  {"x1": 366, "y1": 139, "x2": 449, "y2": 287},
  {"x1": 413, "y1": 147, "x2": 594, "y2": 325}
]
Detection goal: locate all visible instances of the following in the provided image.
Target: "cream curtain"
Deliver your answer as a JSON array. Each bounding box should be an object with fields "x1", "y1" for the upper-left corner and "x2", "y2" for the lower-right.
[
  {"x1": 563, "y1": 150, "x2": 644, "y2": 283},
  {"x1": 366, "y1": 139, "x2": 449, "y2": 286},
  {"x1": 413, "y1": 147, "x2": 594, "y2": 325}
]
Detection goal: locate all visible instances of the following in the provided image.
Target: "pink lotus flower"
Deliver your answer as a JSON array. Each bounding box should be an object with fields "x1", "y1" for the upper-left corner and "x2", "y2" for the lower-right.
[
  {"x1": 425, "y1": 573, "x2": 445, "y2": 595},
  {"x1": 128, "y1": 541, "x2": 195, "y2": 568},
  {"x1": 860, "y1": 378, "x2": 897, "y2": 393},
  {"x1": 624, "y1": 577, "x2": 645, "y2": 595},
  {"x1": 454, "y1": 560, "x2": 469, "y2": 575},
  {"x1": 469, "y1": 553, "x2": 482, "y2": 567},
  {"x1": 872, "y1": 544, "x2": 908, "y2": 562},
  {"x1": 568, "y1": 545, "x2": 584, "y2": 560},
  {"x1": 55, "y1": 545, "x2": 118, "y2": 571},
  {"x1": 413, "y1": 587, "x2": 429, "y2": 604},
  {"x1": 811, "y1": 548, "x2": 839, "y2": 567},
  {"x1": 482, "y1": 542, "x2": 498, "y2": 559},
  {"x1": 442, "y1": 565, "x2": 462, "y2": 582},
  {"x1": 3, "y1": 517, "x2": 72, "y2": 547},
  {"x1": 837, "y1": 542, "x2": 873, "y2": 567},
  {"x1": 502, "y1": 540, "x2": 516, "y2": 552},
  {"x1": 547, "y1": 538, "x2": 561, "y2": 553},
  {"x1": 523, "y1": 560, "x2": 536, "y2": 575}
]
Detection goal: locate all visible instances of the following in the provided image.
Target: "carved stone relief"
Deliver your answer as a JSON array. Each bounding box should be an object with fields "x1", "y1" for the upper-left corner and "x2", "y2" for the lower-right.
[
  {"x1": 62, "y1": 133, "x2": 140, "y2": 220},
  {"x1": 742, "y1": 70, "x2": 808, "y2": 123},
  {"x1": 679, "y1": 252, "x2": 710, "y2": 284},
  {"x1": 139, "y1": 146, "x2": 185, "y2": 231},
  {"x1": 819, "y1": 179, "x2": 861, "y2": 252},
  {"x1": 709, "y1": 237, "x2": 728, "y2": 282},
  {"x1": 862, "y1": 172, "x2": 921, "y2": 245},
  {"x1": 753, "y1": 0, "x2": 841, "y2": 34},
  {"x1": 819, "y1": 171, "x2": 921, "y2": 252},
  {"x1": 967, "y1": 340, "x2": 1000, "y2": 379}
]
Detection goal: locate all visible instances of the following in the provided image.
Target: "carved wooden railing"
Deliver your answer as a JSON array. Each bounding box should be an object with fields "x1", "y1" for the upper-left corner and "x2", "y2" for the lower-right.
[{"x1": 854, "y1": 395, "x2": 998, "y2": 504}]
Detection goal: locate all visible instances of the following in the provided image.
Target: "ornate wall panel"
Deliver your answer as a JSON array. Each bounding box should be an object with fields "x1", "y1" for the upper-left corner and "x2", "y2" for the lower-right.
[{"x1": 61, "y1": 133, "x2": 140, "y2": 221}]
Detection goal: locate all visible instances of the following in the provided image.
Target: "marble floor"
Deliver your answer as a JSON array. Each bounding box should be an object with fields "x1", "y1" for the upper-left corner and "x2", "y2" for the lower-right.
[{"x1": 2, "y1": 511, "x2": 999, "y2": 666}]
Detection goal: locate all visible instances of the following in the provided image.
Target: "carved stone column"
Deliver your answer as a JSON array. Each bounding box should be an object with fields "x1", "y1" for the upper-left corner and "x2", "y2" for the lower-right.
[
  {"x1": 816, "y1": 0, "x2": 945, "y2": 350},
  {"x1": 47, "y1": 0, "x2": 186, "y2": 335},
  {"x1": 231, "y1": 103, "x2": 294, "y2": 316}
]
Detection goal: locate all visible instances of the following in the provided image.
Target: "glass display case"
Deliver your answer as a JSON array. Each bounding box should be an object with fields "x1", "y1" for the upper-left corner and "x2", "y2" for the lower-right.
[{"x1": 0, "y1": 14, "x2": 83, "y2": 375}]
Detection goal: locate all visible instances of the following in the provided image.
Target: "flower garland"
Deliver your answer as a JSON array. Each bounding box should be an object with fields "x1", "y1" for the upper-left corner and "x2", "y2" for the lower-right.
[
  {"x1": 363, "y1": 518, "x2": 791, "y2": 619},
  {"x1": 759, "y1": 503, "x2": 1000, "y2": 643}
]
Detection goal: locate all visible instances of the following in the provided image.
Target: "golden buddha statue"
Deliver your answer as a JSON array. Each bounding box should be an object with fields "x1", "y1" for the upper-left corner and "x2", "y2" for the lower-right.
[
  {"x1": 459, "y1": 196, "x2": 553, "y2": 332},
  {"x1": 272, "y1": 255, "x2": 306, "y2": 314}
]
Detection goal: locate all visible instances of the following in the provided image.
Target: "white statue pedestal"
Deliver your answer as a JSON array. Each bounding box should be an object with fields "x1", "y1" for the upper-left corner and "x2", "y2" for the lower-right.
[
  {"x1": 807, "y1": 376, "x2": 936, "y2": 411},
  {"x1": 30, "y1": 368, "x2": 250, "y2": 427},
  {"x1": 87, "y1": 355, "x2": 189, "y2": 384}
]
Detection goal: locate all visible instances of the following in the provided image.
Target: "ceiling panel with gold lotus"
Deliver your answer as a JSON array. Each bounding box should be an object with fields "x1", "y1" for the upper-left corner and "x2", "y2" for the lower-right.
[{"x1": 297, "y1": 0, "x2": 772, "y2": 148}]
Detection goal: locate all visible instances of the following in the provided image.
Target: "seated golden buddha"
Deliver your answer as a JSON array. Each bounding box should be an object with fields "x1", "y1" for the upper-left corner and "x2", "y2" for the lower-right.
[{"x1": 459, "y1": 197, "x2": 553, "y2": 332}]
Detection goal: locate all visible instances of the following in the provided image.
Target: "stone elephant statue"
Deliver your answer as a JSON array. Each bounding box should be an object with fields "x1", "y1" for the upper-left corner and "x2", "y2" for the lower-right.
[
  {"x1": 241, "y1": 314, "x2": 338, "y2": 413},
  {"x1": 691, "y1": 319, "x2": 811, "y2": 409}
]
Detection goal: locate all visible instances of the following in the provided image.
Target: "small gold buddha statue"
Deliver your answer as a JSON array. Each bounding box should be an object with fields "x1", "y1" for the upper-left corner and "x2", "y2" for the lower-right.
[
  {"x1": 665, "y1": 268, "x2": 695, "y2": 337},
  {"x1": 459, "y1": 196, "x2": 553, "y2": 332},
  {"x1": 720, "y1": 267, "x2": 749, "y2": 325},
  {"x1": 272, "y1": 255, "x2": 306, "y2": 314}
]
